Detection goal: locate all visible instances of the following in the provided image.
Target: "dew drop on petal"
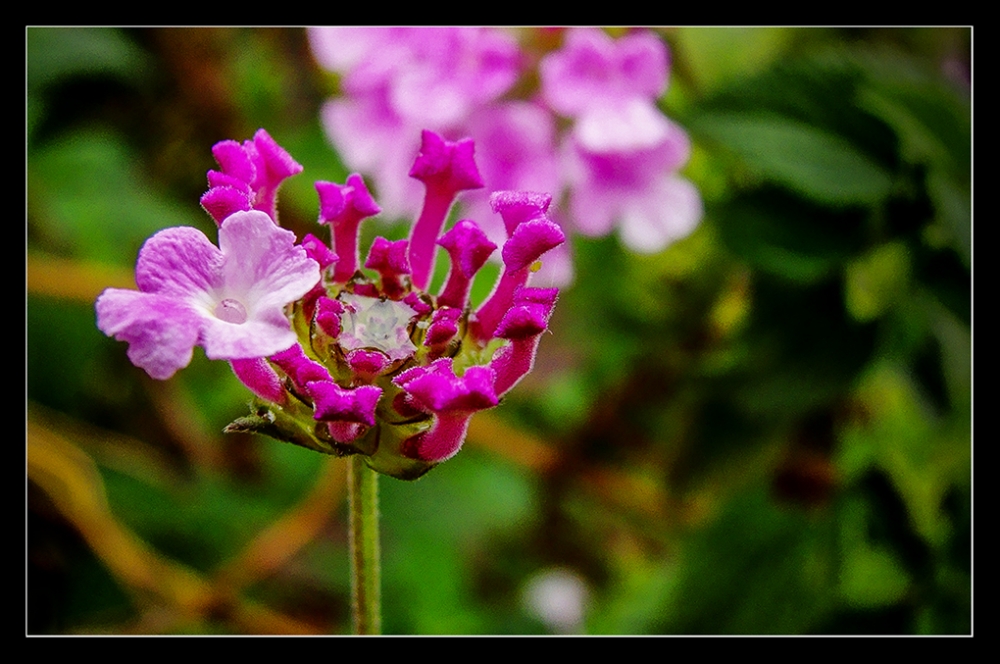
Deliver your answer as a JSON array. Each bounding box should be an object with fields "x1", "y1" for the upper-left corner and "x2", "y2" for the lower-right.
[{"x1": 214, "y1": 298, "x2": 248, "y2": 324}]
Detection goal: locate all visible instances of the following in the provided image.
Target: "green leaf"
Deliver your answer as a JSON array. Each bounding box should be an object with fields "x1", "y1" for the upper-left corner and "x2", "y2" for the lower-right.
[
  {"x1": 714, "y1": 188, "x2": 866, "y2": 284},
  {"x1": 840, "y1": 545, "x2": 912, "y2": 608},
  {"x1": 656, "y1": 487, "x2": 837, "y2": 634},
  {"x1": 734, "y1": 278, "x2": 877, "y2": 417},
  {"x1": 671, "y1": 27, "x2": 794, "y2": 93},
  {"x1": 693, "y1": 112, "x2": 894, "y2": 205},
  {"x1": 844, "y1": 242, "x2": 913, "y2": 322},
  {"x1": 28, "y1": 129, "x2": 203, "y2": 263},
  {"x1": 855, "y1": 55, "x2": 970, "y2": 181},
  {"x1": 837, "y1": 496, "x2": 912, "y2": 608},
  {"x1": 27, "y1": 28, "x2": 148, "y2": 90},
  {"x1": 857, "y1": 68, "x2": 971, "y2": 265},
  {"x1": 838, "y1": 364, "x2": 969, "y2": 547}
]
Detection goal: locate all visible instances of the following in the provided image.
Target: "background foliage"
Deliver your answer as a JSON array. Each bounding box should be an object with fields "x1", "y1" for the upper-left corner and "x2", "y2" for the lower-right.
[{"x1": 26, "y1": 27, "x2": 971, "y2": 635}]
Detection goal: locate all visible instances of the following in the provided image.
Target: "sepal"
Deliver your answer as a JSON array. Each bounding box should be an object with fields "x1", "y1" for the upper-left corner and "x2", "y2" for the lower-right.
[{"x1": 225, "y1": 399, "x2": 356, "y2": 457}]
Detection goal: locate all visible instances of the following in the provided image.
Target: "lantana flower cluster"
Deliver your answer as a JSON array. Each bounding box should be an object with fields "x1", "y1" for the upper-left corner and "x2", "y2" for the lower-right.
[
  {"x1": 96, "y1": 128, "x2": 564, "y2": 480},
  {"x1": 308, "y1": 27, "x2": 702, "y2": 284}
]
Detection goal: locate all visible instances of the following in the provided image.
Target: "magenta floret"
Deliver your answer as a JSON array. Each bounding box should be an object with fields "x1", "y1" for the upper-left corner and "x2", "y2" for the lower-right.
[
  {"x1": 365, "y1": 237, "x2": 411, "y2": 299},
  {"x1": 489, "y1": 286, "x2": 559, "y2": 396},
  {"x1": 472, "y1": 191, "x2": 565, "y2": 342},
  {"x1": 437, "y1": 219, "x2": 497, "y2": 309},
  {"x1": 200, "y1": 129, "x2": 303, "y2": 225},
  {"x1": 317, "y1": 174, "x2": 381, "y2": 282},
  {"x1": 392, "y1": 359, "x2": 499, "y2": 462},
  {"x1": 307, "y1": 381, "x2": 382, "y2": 427},
  {"x1": 408, "y1": 131, "x2": 485, "y2": 290}
]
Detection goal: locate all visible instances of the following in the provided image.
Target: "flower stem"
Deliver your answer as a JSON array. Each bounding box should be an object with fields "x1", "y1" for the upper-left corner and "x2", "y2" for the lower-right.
[{"x1": 348, "y1": 454, "x2": 381, "y2": 634}]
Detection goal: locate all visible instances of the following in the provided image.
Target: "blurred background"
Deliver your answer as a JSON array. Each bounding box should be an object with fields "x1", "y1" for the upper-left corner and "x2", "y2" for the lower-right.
[{"x1": 26, "y1": 27, "x2": 971, "y2": 635}]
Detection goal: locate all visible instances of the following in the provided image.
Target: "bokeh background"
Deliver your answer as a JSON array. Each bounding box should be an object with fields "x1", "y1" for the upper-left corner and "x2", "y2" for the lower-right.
[{"x1": 26, "y1": 27, "x2": 971, "y2": 635}]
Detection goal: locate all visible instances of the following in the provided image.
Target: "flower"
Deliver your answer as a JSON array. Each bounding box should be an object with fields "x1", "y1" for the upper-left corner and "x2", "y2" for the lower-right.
[
  {"x1": 540, "y1": 28, "x2": 671, "y2": 153},
  {"x1": 540, "y1": 28, "x2": 702, "y2": 254},
  {"x1": 96, "y1": 210, "x2": 321, "y2": 380},
  {"x1": 309, "y1": 27, "x2": 703, "y2": 283},
  {"x1": 562, "y1": 136, "x2": 703, "y2": 253},
  {"x1": 98, "y1": 128, "x2": 563, "y2": 480},
  {"x1": 310, "y1": 27, "x2": 520, "y2": 221},
  {"x1": 200, "y1": 128, "x2": 303, "y2": 225},
  {"x1": 271, "y1": 131, "x2": 563, "y2": 478}
]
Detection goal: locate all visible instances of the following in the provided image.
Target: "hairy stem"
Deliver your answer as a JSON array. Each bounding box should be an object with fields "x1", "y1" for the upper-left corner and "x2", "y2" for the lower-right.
[{"x1": 348, "y1": 454, "x2": 381, "y2": 634}]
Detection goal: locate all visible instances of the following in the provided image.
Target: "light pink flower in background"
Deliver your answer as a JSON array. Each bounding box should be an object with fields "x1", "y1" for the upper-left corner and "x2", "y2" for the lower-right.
[
  {"x1": 562, "y1": 128, "x2": 702, "y2": 253},
  {"x1": 310, "y1": 27, "x2": 521, "y2": 221},
  {"x1": 540, "y1": 28, "x2": 702, "y2": 254},
  {"x1": 309, "y1": 27, "x2": 703, "y2": 282}
]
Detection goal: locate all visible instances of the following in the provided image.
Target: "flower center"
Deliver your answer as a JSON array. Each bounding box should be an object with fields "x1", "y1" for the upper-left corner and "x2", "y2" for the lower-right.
[
  {"x1": 338, "y1": 293, "x2": 418, "y2": 362},
  {"x1": 214, "y1": 298, "x2": 248, "y2": 324}
]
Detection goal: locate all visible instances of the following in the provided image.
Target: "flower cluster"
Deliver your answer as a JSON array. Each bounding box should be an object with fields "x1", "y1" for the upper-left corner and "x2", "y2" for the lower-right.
[
  {"x1": 309, "y1": 27, "x2": 702, "y2": 282},
  {"x1": 96, "y1": 129, "x2": 563, "y2": 480}
]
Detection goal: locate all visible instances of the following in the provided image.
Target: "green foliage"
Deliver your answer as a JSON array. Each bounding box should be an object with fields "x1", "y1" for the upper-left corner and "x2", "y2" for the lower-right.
[
  {"x1": 29, "y1": 130, "x2": 204, "y2": 264},
  {"x1": 27, "y1": 28, "x2": 149, "y2": 88},
  {"x1": 27, "y1": 28, "x2": 151, "y2": 138},
  {"x1": 27, "y1": 28, "x2": 970, "y2": 635},
  {"x1": 693, "y1": 113, "x2": 894, "y2": 205}
]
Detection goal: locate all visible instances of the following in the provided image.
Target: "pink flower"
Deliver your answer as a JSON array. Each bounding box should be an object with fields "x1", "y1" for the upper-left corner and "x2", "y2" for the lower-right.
[
  {"x1": 298, "y1": 132, "x2": 562, "y2": 472},
  {"x1": 563, "y1": 134, "x2": 702, "y2": 253},
  {"x1": 540, "y1": 29, "x2": 671, "y2": 151},
  {"x1": 97, "y1": 127, "x2": 563, "y2": 479},
  {"x1": 200, "y1": 129, "x2": 303, "y2": 225},
  {"x1": 460, "y1": 102, "x2": 561, "y2": 249},
  {"x1": 310, "y1": 27, "x2": 703, "y2": 281},
  {"x1": 306, "y1": 136, "x2": 565, "y2": 470},
  {"x1": 541, "y1": 28, "x2": 702, "y2": 254},
  {"x1": 311, "y1": 27, "x2": 521, "y2": 221},
  {"x1": 96, "y1": 210, "x2": 320, "y2": 379}
]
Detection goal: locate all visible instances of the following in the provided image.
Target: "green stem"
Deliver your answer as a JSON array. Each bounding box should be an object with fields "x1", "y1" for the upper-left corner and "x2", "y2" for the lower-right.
[{"x1": 348, "y1": 454, "x2": 381, "y2": 635}]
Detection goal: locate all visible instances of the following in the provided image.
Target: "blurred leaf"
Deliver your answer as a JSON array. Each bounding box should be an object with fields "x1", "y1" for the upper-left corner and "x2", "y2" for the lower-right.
[
  {"x1": 27, "y1": 298, "x2": 110, "y2": 416},
  {"x1": 28, "y1": 418, "x2": 208, "y2": 616},
  {"x1": 657, "y1": 487, "x2": 837, "y2": 633},
  {"x1": 29, "y1": 129, "x2": 203, "y2": 263},
  {"x1": 714, "y1": 188, "x2": 866, "y2": 284},
  {"x1": 672, "y1": 28, "x2": 794, "y2": 93},
  {"x1": 856, "y1": 58, "x2": 970, "y2": 181},
  {"x1": 99, "y1": 441, "x2": 325, "y2": 573},
  {"x1": 693, "y1": 113, "x2": 894, "y2": 205},
  {"x1": 27, "y1": 28, "x2": 149, "y2": 89},
  {"x1": 379, "y1": 450, "x2": 538, "y2": 633},
  {"x1": 845, "y1": 242, "x2": 913, "y2": 322},
  {"x1": 692, "y1": 50, "x2": 902, "y2": 171},
  {"x1": 929, "y1": 301, "x2": 971, "y2": 419},
  {"x1": 837, "y1": 364, "x2": 968, "y2": 547},
  {"x1": 914, "y1": 247, "x2": 971, "y2": 327},
  {"x1": 925, "y1": 173, "x2": 971, "y2": 267},
  {"x1": 27, "y1": 28, "x2": 150, "y2": 140},
  {"x1": 840, "y1": 544, "x2": 911, "y2": 607},
  {"x1": 589, "y1": 558, "x2": 680, "y2": 634},
  {"x1": 670, "y1": 397, "x2": 776, "y2": 497},
  {"x1": 735, "y1": 279, "x2": 877, "y2": 416},
  {"x1": 837, "y1": 497, "x2": 912, "y2": 608},
  {"x1": 856, "y1": 59, "x2": 970, "y2": 266}
]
